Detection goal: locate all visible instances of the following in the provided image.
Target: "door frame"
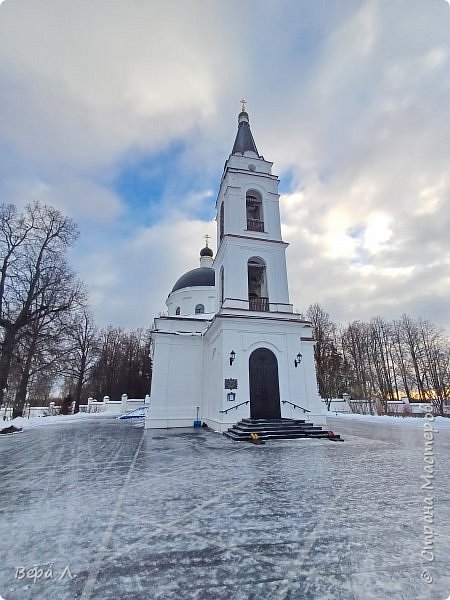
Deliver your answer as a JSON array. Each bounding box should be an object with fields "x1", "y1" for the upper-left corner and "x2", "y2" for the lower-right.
[{"x1": 248, "y1": 347, "x2": 281, "y2": 419}]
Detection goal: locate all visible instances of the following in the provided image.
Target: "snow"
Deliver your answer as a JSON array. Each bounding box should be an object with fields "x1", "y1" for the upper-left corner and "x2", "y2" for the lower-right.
[
  {"x1": 0, "y1": 416, "x2": 449, "y2": 599},
  {"x1": 7, "y1": 410, "x2": 450, "y2": 432},
  {"x1": 329, "y1": 412, "x2": 450, "y2": 428},
  {"x1": 4, "y1": 411, "x2": 120, "y2": 431}
]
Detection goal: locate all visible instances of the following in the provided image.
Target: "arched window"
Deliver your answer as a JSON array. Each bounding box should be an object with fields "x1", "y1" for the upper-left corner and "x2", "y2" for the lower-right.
[
  {"x1": 219, "y1": 203, "x2": 224, "y2": 241},
  {"x1": 246, "y1": 191, "x2": 264, "y2": 232},
  {"x1": 175, "y1": 307, "x2": 180, "y2": 315},
  {"x1": 247, "y1": 257, "x2": 269, "y2": 311},
  {"x1": 195, "y1": 304, "x2": 205, "y2": 314}
]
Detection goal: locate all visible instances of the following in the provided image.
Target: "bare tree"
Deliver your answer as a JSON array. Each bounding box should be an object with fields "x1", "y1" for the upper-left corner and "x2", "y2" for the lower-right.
[
  {"x1": 369, "y1": 317, "x2": 398, "y2": 409},
  {"x1": 0, "y1": 202, "x2": 84, "y2": 416},
  {"x1": 418, "y1": 319, "x2": 450, "y2": 415},
  {"x1": 12, "y1": 311, "x2": 66, "y2": 411},
  {"x1": 88, "y1": 327, "x2": 152, "y2": 400},
  {"x1": 306, "y1": 303, "x2": 344, "y2": 408},
  {"x1": 63, "y1": 309, "x2": 100, "y2": 411},
  {"x1": 338, "y1": 314, "x2": 449, "y2": 416}
]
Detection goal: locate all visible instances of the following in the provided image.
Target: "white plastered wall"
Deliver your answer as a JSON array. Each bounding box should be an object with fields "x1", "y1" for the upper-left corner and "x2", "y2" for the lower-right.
[
  {"x1": 146, "y1": 331, "x2": 203, "y2": 429},
  {"x1": 201, "y1": 316, "x2": 325, "y2": 431}
]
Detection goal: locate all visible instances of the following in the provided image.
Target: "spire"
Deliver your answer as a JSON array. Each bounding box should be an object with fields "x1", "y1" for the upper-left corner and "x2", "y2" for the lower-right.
[{"x1": 231, "y1": 100, "x2": 259, "y2": 156}]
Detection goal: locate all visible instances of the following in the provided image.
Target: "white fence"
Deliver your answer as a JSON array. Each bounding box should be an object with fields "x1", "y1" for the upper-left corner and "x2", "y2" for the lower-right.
[
  {"x1": 325, "y1": 394, "x2": 450, "y2": 417},
  {"x1": 1, "y1": 402, "x2": 62, "y2": 420},
  {"x1": 79, "y1": 394, "x2": 150, "y2": 414},
  {"x1": 1, "y1": 394, "x2": 149, "y2": 421}
]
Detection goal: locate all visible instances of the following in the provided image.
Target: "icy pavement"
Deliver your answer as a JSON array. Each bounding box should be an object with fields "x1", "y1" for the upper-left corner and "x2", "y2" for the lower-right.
[{"x1": 0, "y1": 415, "x2": 449, "y2": 600}]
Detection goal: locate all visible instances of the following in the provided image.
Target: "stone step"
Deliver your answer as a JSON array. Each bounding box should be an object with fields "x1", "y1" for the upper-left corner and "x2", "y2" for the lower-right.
[
  {"x1": 232, "y1": 424, "x2": 323, "y2": 433},
  {"x1": 223, "y1": 418, "x2": 342, "y2": 443},
  {"x1": 233, "y1": 421, "x2": 320, "y2": 429},
  {"x1": 241, "y1": 418, "x2": 306, "y2": 425},
  {"x1": 224, "y1": 430, "x2": 331, "y2": 441},
  {"x1": 239, "y1": 422, "x2": 308, "y2": 428},
  {"x1": 227, "y1": 427, "x2": 329, "y2": 437},
  {"x1": 224, "y1": 430, "x2": 309, "y2": 441}
]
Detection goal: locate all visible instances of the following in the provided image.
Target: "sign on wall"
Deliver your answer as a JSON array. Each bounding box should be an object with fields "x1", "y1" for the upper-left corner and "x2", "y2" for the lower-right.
[{"x1": 224, "y1": 378, "x2": 238, "y2": 390}]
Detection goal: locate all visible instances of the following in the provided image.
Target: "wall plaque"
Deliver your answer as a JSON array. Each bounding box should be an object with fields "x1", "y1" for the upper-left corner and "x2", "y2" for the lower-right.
[{"x1": 224, "y1": 378, "x2": 238, "y2": 390}]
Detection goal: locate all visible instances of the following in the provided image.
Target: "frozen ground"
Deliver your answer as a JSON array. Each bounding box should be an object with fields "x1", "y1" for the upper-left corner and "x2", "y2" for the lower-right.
[{"x1": 0, "y1": 414, "x2": 449, "y2": 600}]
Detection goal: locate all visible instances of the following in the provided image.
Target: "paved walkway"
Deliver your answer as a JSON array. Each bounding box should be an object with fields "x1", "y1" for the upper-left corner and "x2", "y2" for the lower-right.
[{"x1": 0, "y1": 415, "x2": 449, "y2": 599}]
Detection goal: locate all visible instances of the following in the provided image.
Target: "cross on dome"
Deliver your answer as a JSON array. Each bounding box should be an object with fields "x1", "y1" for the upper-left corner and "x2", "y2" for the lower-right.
[{"x1": 200, "y1": 235, "x2": 213, "y2": 259}]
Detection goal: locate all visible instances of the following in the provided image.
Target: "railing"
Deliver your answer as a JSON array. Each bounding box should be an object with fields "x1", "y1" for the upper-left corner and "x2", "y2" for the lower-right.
[
  {"x1": 79, "y1": 404, "x2": 105, "y2": 413},
  {"x1": 219, "y1": 400, "x2": 250, "y2": 414},
  {"x1": 281, "y1": 400, "x2": 311, "y2": 413},
  {"x1": 249, "y1": 296, "x2": 269, "y2": 312},
  {"x1": 247, "y1": 218, "x2": 264, "y2": 232}
]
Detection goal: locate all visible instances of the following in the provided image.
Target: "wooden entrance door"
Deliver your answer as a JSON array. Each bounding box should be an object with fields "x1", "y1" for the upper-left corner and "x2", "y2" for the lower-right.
[{"x1": 249, "y1": 348, "x2": 281, "y2": 419}]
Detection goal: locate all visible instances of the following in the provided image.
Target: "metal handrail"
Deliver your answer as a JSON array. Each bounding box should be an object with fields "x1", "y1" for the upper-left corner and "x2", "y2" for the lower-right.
[
  {"x1": 219, "y1": 400, "x2": 250, "y2": 414},
  {"x1": 249, "y1": 297, "x2": 269, "y2": 312},
  {"x1": 247, "y1": 218, "x2": 264, "y2": 232},
  {"x1": 281, "y1": 400, "x2": 311, "y2": 413}
]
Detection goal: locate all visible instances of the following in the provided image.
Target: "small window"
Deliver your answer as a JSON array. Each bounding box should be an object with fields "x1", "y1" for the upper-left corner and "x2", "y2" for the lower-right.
[
  {"x1": 219, "y1": 203, "x2": 224, "y2": 241},
  {"x1": 195, "y1": 304, "x2": 205, "y2": 314},
  {"x1": 175, "y1": 307, "x2": 180, "y2": 315}
]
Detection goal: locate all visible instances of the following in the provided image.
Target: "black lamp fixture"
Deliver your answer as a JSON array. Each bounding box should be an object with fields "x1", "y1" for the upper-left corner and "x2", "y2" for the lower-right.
[
  {"x1": 229, "y1": 350, "x2": 236, "y2": 366},
  {"x1": 294, "y1": 352, "x2": 303, "y2": 368}
]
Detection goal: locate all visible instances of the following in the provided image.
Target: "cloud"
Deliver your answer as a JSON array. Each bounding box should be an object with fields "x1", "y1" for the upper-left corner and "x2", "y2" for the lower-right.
[
  {"x1": 0, "y1": 0, "x2": 449, "y2": 331},
  {"x1": 0, "y1": 2, "x2": 217, "y2": 169},
  {"x1": 75, "y1": 217, "x2": 216, "y2": 328}
]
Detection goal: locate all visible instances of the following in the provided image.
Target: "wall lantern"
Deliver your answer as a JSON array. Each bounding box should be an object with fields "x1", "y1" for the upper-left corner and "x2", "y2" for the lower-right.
[
  {"x1": 227, "y1": 391, "x2": 236, "y2": 402},
  {"x1": 294, "y1": 352, "x2": 303, "y2": 368},
  {"x1": 229, "y1": 350, "x2": 236, "y2": 366}
]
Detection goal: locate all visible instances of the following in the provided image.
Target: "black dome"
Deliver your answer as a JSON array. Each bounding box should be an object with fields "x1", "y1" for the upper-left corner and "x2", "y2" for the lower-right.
[
  {"x1": 200, "y1": 246, "x2": 213, "y2": 257},
  {"x1": 171, "y1": 267, "x2": 215, "y2": 293}
]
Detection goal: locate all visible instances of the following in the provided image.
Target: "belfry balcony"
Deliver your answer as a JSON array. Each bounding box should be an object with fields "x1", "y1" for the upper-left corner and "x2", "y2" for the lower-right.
[
  {"x1": 246, "y1": 218, "x2": 264, "y2": 232},
  {"x1": 249, "y1": 296, "x2": 269, "y2": 312}
]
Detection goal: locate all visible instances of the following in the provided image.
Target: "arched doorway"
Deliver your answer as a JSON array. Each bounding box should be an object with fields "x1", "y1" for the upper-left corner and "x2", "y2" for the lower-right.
[{"x1": 249, "y1": 348, "x2": 281, "y2": 419}]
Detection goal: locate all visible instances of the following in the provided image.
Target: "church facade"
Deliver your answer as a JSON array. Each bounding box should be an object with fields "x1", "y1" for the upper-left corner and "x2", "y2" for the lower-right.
[{"x1": 145, "y1": 108, "x2": 325, "y2": 431}]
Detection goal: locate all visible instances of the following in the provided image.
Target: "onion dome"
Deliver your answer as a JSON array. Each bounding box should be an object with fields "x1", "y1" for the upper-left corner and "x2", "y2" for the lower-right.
[
  {"x1": 200, "y1": 245, "x2": 213, "y2": 258},
  {"x1": 171, "y1": 268, "x2": 215, "y2": 293}
]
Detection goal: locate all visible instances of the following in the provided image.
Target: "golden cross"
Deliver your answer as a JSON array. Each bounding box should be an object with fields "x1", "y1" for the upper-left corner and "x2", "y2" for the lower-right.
[
  {"x1": 240, "y1": 98, "x2": 247, "y2": 113},
  {"x1": 204, "y1": 234, "x2": 210, "y2": 247}
]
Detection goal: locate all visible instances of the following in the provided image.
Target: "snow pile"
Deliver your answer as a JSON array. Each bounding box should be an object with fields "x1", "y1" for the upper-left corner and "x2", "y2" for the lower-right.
[
  {"x1": 4, "y1": 411, "x2": 119, "y2": 431},
  {"x1": 329, "y1": 412, "x2": 450, "y2": 429}
]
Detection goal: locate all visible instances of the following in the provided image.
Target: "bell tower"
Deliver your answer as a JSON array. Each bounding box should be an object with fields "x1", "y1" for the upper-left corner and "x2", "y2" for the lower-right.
[
  {"x1": 146, "y1": 102, "x2": 326, "y2": 431},
  {"x1": 214, "y1": 104, "x2": 293, "y2": 314}
]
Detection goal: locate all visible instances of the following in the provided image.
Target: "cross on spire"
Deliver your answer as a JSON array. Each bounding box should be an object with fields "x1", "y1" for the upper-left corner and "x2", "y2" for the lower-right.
[
  {"x1": 204, "y1": 234, "x2": 210, "y2": 248},
  {"x1": 240, "y1": 98, "x2": 247, "y2": 113}
]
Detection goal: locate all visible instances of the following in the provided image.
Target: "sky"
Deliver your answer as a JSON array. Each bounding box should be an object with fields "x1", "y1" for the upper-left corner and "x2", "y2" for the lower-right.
[{"x1": 0, "y1": 0, "x2": 449, "y2": 331}]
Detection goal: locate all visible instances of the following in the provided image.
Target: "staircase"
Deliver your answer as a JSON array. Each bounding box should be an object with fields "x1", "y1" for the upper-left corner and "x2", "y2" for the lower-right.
[{"x1": 223, "y1": 418, "x2": 342, "y2": 442}]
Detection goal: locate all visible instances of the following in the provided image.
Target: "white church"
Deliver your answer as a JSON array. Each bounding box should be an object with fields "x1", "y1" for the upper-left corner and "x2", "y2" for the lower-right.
[{"x1": 145, "y1": 106, "x2": 325, "y2": 433}]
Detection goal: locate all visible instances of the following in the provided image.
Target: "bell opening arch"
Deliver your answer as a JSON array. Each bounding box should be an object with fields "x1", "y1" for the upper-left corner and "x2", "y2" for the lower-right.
[{"x1": 247, "y1": 256, "x2": 268, "y2": 312}]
